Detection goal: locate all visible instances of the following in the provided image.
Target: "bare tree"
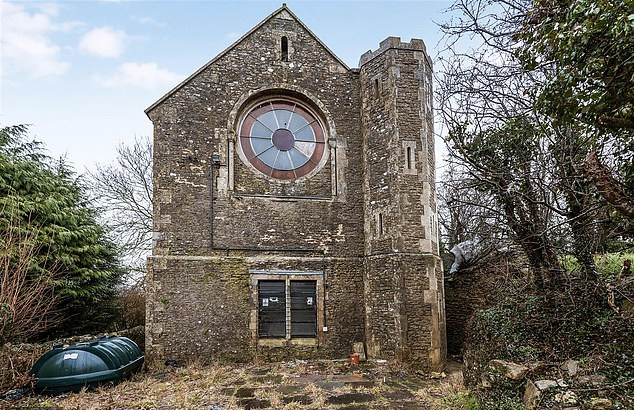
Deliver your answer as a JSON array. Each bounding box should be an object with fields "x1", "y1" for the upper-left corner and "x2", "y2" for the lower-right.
[
  {"x1": 437, "y1": 161, "x2": 508, "y2": 248},
  {"x1": 89, "y1": 138, "x2": 153, "y2": 279},
  {"x1": 436, "y1": 0, "x2": 609, "y2": 290},
  {"x1": 0, "y1": 216, "x2": 58, "y2": 345}
]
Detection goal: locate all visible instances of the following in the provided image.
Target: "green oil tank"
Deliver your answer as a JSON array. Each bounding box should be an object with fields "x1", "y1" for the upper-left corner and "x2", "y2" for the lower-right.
[{"x1": 31, "y1": 336, "x2": 144, "y2": 393}]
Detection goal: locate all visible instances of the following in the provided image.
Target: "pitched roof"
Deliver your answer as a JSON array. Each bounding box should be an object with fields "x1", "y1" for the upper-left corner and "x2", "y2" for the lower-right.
[{"x1": 145, "y1": 4, "x2": 350, "y2": 115}]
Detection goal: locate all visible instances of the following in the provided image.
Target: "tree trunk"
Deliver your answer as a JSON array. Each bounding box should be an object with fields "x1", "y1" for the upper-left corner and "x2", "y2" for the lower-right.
[{"x1": 586, "y1": 151, "x2": 634, "y2": 219}]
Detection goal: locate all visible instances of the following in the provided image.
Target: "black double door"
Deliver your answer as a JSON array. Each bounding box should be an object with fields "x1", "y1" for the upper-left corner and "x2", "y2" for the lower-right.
[{"x1": 258, "y1": 280, "x2": 316, "y2": 338}]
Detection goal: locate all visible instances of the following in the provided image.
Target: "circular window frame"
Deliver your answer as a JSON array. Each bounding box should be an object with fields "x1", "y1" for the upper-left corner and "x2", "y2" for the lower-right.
[{"x1": 237, "y1": 98, "x2": 328, "y2": 181}]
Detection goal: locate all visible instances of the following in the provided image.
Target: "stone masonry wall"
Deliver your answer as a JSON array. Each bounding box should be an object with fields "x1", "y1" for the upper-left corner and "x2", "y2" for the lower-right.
[
  {"x1": 145, "y1": 254, "x2": 365, "y2": 368},
  {"x1": 147, "y1": 12, "x2": 364, "y2": 257},
  {"x1": 145, "y1": 10, "x2": 368, "y2": 366},
  {"x1": 146, "y1": 6, "x2": 445, "y2": 371},
  {"x1": 358, "y1": 38, "x2": 445, "y2": 371},
  {"x1": 358, "y1": 37, "x2": 438, "y2": 257},
  {"x1": 363, "y1": 254, "x2": 445, "y2": 371}
]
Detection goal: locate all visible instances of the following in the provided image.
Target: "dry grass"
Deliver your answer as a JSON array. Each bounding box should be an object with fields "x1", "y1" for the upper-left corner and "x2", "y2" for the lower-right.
[
  {"x1": 2, "y1": 359, "x2": 471, "y2": 410},
  {"x1": 0, "y1": 343, "x2": 50, "y2": 391}
]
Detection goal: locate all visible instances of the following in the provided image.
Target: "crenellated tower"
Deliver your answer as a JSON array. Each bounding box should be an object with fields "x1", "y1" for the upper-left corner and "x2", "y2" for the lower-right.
[{"x1": 359, "y1": 37, "x2": 446, "y2": 371}]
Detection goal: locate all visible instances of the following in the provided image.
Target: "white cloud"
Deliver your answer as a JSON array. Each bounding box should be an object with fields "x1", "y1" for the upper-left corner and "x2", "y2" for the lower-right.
[
  {"x1": 96, "y1": 62, "x2": 182, "y2": 90},
  {"x1": 1, "y1": 2, "x2": 70, "y2": 77},
  {"x1": 79, "y1": 26, "x2": 126, "y2": 58}
]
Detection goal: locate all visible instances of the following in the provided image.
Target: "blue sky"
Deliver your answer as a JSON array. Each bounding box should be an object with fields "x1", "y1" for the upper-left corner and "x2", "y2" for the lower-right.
[{"x1": 1, "y1": 0, "x2": 453, "y2": 173}]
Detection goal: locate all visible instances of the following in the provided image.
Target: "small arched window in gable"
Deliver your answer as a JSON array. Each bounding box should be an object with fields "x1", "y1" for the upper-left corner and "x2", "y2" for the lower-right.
[{"x1": 281, "y1": 36, "x2": 289, "y2": 61}]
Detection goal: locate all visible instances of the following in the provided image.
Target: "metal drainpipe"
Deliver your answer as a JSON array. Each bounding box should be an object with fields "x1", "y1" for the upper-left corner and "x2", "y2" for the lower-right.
[
  {"x1": 211, "y1": 153, "x2": 221, "y2": 248},
  {"x1": 322, "y1": 251, "x2": 327, "y2": 330}
]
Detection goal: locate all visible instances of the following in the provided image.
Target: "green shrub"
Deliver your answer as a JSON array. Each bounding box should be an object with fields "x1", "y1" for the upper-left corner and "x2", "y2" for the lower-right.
[
  {"x1": 560, "y1": 251, "x2": 633, "y2": 279},
  {"x1": 560, "y1": 254, "x2": 581, "y2": 275},
  {"x1": 442, "y1": 391, "x2": 482, "y2": 410},
  {"x1": 463, "y1": 261, "x2": 634, "y2": 409},
  {"x1": 595, "y1": 252, "x2": 633, "y2": 279}
]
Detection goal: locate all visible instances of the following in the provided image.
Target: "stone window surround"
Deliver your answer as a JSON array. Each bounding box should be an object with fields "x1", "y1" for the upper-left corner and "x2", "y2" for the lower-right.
[
  {"x1": 402, "y1": 140, "x2": 418, "y2": 175},
  {"x1": 226, "y1": 86, "x2": 339, "y2": 195},
  {"x1": 373, "y1": 208, "x2": 388, "y2": 238},
  {"x1": 281, "y1": 36, "x2": 289, "y2": 61},
  {"x1": 249, "y1": 270, "x2": 325, "y2": 347}
]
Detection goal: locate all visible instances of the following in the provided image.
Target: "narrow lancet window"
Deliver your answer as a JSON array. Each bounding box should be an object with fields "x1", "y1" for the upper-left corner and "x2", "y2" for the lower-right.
[
  {"x1": 406, "y1": 147, "x2": 412, "y2": 169},
  {"x1": 281, "y1": 36, "x2": 289, "y2": 61}
]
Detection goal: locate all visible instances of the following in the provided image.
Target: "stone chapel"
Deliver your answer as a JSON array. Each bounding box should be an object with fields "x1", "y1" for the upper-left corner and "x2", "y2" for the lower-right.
[{"x1": 145, "y1": 4, "x2": 446, "y2": 371}]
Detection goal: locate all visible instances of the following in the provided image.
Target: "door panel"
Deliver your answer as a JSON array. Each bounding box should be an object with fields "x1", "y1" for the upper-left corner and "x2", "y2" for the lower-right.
[
  {"x1": 258, "y1": 280, "x2": 286, "y2": 338},
  {"x1": 290, "y1": 280, "x2": 317, "y2": 337}
]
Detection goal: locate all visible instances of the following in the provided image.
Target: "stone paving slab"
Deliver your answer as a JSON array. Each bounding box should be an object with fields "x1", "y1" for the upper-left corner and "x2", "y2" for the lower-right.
[
  {"x1": 325, "y1": 392, "x2": 375, "y2": 405},
  {"x1": 219, "y1": 363, "x2": 459, "y2": 409}
]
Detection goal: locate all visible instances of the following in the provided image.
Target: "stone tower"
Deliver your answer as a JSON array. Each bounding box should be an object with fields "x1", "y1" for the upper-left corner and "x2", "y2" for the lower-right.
[{"x1": 359, "y1": 38, "x2": 445, "y2": 368}]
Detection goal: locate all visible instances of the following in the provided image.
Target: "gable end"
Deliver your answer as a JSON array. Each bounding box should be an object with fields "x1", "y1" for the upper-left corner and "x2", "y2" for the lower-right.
[{"x1": 145, "y1": 4, "x2": 350, "y2": 116}]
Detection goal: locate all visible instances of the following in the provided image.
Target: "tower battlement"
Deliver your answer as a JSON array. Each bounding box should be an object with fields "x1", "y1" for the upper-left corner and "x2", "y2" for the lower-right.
[{"x1": 359, "y1": 37, "x2": 430, "y2": 67}]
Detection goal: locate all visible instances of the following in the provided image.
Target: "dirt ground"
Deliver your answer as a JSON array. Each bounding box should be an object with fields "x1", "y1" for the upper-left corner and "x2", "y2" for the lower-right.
[{"x1": 2, "y1": 359, "x2": 466, "y2": 410}]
